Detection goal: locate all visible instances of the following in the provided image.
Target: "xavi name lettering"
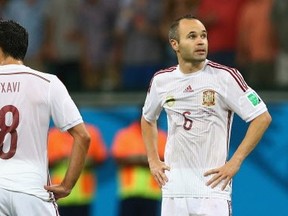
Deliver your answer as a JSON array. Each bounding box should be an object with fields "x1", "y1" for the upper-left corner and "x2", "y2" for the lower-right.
[{"x1": 0, "y1": 82, "x2": 20, "y2": 93}]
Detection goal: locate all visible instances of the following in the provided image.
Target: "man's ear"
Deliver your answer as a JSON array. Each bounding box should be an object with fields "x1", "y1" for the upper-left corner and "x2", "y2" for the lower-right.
[
  {"x1": 170, "y1": 39, "x2": 179, "y2": 52},
  {"x1": 0, "y1": 48, "x2": 4, "y2": 64}
]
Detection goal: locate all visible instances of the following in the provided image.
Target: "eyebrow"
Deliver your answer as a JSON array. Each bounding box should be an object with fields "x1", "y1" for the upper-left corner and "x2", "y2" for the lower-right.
[
  {"x1": 189, "y1": 30, "x2": 207, "y2": 34},
  {"x1": 187, "y1": 30, "x2": 207, "y2": 36}
]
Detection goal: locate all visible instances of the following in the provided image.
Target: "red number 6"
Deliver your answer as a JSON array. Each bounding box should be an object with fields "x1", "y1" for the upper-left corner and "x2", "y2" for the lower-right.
[{"x1": 182, "y1": 111, "x2": 193, "y2": 130}]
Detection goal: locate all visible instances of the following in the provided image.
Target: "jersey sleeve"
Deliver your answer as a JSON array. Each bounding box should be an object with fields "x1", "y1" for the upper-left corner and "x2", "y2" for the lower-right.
[
  {"x1": 224, "y1": 70, "x2": 267, "y2": 122},
  {"x1": 49, "y1": 76, "x2": 83, "y2": 131},
  {"x1": 142, "y1": 77, "x2": 163, "y2": 122}
]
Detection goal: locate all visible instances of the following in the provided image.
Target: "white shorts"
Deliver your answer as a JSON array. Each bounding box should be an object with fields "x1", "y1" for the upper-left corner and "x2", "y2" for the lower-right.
[
  {"x1": 0, "y1": 188, "x2": 59, "y2": 216},
  {"x1": 161, "y1": 197, "x2": 232, "y2": 216}
]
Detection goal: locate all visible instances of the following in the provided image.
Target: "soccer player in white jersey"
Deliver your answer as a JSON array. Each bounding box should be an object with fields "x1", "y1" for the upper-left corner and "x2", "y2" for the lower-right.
[
  {"x1": 141, "y1": 14, "x2": 272, "y2": 216},
  {"x1": 0, "y1": 20, "x2": 90, "y2": 215}
]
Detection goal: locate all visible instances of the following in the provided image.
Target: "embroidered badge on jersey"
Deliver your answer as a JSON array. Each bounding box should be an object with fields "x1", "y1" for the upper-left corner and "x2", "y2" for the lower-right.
[
  {"x1": 165, "y1": 96, "x2": 176, "y2": 107},
  {"x1": 247, "y1": 92, "x2": 261, "y2": 106},
  {"x1": 202, "y1": 90, "x2": 215, "y2": 107}
]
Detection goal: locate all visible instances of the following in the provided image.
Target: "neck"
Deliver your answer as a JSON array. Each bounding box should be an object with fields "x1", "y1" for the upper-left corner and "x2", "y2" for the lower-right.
[
  {"x1": 0, "y1": 56, "x2": 23, "y2": 65},
  {"x1": 179, "y1": 60, "x2": 205, "y2": 74}
]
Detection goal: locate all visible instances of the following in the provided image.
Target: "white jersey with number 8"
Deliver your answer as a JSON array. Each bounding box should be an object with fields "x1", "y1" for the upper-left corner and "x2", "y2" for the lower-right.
[{"x1": 0, "y1": 64, "x2": 83, "y2": 201}]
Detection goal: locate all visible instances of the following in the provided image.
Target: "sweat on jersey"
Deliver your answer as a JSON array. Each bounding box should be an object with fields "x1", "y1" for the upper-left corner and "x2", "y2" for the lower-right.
[
  {"x1": 0, "y1": 64, "x2": 83, "y2": 201},
  {"x1": 142, "y1": 60, "x2": 267, "y2": 200}
]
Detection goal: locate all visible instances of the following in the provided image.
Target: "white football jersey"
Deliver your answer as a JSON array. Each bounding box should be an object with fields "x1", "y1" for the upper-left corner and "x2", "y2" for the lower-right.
[
  {"x1": 0, "y1": 64, "x2": 83, "y2": 201},
  {"x1": 142, "y1": 60, "x2": 267, "y2": 200}
]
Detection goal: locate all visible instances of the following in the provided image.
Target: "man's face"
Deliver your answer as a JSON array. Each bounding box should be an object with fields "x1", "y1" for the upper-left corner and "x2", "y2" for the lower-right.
[{"x1": 172, "y1": 19, "x2": 208, "y2": 63}]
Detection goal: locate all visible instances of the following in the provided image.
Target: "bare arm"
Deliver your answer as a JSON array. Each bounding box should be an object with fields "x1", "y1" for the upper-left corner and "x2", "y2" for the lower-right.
[
  {"x1": 205, "y1": 111, "x2": 272, "y2": 190},
  {"x1": 45, "y1": 123, "x2": 91, "y2": 200},
  {"x1": 141, "y1": 116, "x2": 170, "y2": 187}
]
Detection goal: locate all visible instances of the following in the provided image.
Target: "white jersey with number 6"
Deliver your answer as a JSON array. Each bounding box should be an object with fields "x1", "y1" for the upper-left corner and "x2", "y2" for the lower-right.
[
  {"x1": 0, "y1": 64, "x2": 83, "y2": 201},
  {"x1": 142, "y1": 60, "x2": 267, "y2": 200}
]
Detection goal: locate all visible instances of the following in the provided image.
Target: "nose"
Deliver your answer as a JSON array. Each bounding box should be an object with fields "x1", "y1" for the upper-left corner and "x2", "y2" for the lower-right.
[{"x1": 197, "y1": 36, "x2": 205, "y2": 45}]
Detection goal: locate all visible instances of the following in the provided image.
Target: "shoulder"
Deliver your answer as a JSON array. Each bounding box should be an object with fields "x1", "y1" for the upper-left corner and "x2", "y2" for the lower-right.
[
  {"x1": 206, "y1": 60, "x2": 237, "y2": 74},
  {"x1": 153, "y1": 65, "x2": 178, "y2": 79},
  {"x1": 25, "y1": 68, "x2": 69, "y2": 96},
  {"x1": 147, "y1": 65, "x2": 177, "y2": 92},
  {"x1": 206, "y1": 60, "x2": 249, "y2": 92},
  {"x1": 25, "y1": 67, "x2": 58, "y2": 83},
  {"x1": 149, "y1": 65, "x2": 177, "y2": 84},
  {"x1": 5, "y1": 65, "x2": 57, "y2": 84}
]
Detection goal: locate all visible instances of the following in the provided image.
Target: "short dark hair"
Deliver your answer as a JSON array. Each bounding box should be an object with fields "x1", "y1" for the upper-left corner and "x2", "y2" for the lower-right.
[
  {"x1": 168, "y1": 14, "x2": 198, "y2": 42},
  {"x1": 0, "y1": 20, "x2": 28, "y2": 60}
]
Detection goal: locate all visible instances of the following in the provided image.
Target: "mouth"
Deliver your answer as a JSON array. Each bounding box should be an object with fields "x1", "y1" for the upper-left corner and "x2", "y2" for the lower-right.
[{"x1": 195, "y1": 49, "x2": 206, "y2": 55}]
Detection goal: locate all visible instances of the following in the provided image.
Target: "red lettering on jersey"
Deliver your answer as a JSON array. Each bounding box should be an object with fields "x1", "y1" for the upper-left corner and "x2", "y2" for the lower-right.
[{"x1": 0, "y1": 82, "x2": 20, "y2": 93}]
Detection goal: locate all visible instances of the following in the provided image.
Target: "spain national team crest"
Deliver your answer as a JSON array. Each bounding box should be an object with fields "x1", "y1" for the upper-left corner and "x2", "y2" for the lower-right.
[{"x1": 202, "y1": 90, "x2": 215, "y2": 106}]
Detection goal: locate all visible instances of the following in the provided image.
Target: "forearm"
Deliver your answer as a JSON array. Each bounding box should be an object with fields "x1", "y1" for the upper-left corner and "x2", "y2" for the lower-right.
[
  {"x1": 62, "y1": 126, "x2": 90, "y2": 191},
  {"x1": 141, "y1": 116, "x2": 170, "y2": 186},
  {"x1": 141, "y1": 116, "x2": 160, "y2": 163},
  {"x1": 230, "y1": 111, "x2": 272, "y2": 165},
  {"x1": 205, "y1": 111, "x2": 271, "y2": 189}
]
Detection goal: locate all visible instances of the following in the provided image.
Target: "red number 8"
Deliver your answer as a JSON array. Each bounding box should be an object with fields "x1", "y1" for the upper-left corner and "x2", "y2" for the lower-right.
[{"x1": 0, "y1": 105, "x2": 19, "y2": 159}]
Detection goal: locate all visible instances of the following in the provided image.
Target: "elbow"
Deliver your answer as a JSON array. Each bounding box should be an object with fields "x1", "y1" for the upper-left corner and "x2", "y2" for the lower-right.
[
  {"x1": 81, "y1": 131, "x2": 91, "y2": 151},
  {"x1": 68, "y1": 123, "x2": 91, "y2": 151},
  {"x1": 141, "y1": 115, "x2": 156, "y2": 126},
  {"x1": 261, "y1": 111, "x2": 272, "y2": 128},
  {"x1": 85, "y1": 133, "x2": 91, "y2": 148}
]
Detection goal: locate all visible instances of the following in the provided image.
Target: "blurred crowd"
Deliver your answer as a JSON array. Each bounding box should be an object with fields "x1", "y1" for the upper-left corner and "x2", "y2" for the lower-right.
[{"x1": 0, "y1": 0, "x2": 286, "y2": 92}]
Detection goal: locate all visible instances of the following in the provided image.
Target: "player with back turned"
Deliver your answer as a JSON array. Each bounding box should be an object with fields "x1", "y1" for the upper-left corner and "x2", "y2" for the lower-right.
[
  {"x1": 0, "y1": 20, "x2": 90, "y2": 216},
  {"x1": 141, "y1": 14, "x2": 272, "y2": 216}
]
